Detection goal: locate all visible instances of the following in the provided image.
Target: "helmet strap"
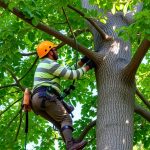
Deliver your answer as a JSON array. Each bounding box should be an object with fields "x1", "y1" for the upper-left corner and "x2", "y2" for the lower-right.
[{"x1": 51, "y1": 50, "x2": 58, "y2": 60}]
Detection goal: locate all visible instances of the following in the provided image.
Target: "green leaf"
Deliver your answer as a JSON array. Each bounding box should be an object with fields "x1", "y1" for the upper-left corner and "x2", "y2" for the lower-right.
[{"x1": 32, "y1": 17, "x2": 40, "y2": 26}]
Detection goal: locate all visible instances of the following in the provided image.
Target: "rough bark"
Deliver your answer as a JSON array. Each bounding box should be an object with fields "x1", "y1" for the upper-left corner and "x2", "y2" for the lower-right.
[{"x1": 82, "y1": 1, "x2": 136, "y2": 150}]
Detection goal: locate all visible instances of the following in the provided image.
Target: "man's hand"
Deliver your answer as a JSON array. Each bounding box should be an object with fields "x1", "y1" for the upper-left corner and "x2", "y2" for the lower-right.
[
  {"x1": 78, "y1": 56, "x2": 89, "y2": 67},
  {"x1": 84, "y1": 60, "x2": 96, "y2": 71}
]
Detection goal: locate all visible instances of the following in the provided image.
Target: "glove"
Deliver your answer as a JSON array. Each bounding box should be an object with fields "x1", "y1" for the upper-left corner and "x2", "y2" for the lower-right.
[
  {"x1": 85, "y1": 60, "x2": 95, "y2": 69},
  {"x1": 78, "y1": 56, "x2": 90, "y2": 67},
  {"x1": 80, "y1": 56, "x2": 89, "y2": 64}
]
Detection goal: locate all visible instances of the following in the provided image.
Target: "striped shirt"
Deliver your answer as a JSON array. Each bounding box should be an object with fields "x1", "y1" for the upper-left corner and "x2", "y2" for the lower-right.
[{"x1": 33, "y1": 58, "x2": 86, "y2": 93}]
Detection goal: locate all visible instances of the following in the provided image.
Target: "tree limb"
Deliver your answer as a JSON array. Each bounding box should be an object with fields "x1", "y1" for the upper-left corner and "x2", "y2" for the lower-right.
[
  {"x1": 0, "y1": 0, "x2": 98, "y2": 61},
  {"x1": 77, "y1": 120, "x2": 96, "y2": 141},
  {"x1": 135, "y1": 104, "x2": 150, "y2": 122},
  {"x1": 67, "y1": 5, "x2": 113, "y2": 41},
  {"x1": 124, "y1": 39, "x2": 150, "y2": 77},
  {"x1": 20, "y1": 28, "x2": 89, "y2": 56},
  {"x1": 136, "y1": 88, "x2": 150, "y2": 110},
  {"x1": 77, "y1": 104, "x2": 150, "y2": 141}
]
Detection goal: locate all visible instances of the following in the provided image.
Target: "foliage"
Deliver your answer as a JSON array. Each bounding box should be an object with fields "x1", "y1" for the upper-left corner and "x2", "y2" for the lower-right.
[{"x1": 0, "y1": 0, "x2": 150, "y2": 150}]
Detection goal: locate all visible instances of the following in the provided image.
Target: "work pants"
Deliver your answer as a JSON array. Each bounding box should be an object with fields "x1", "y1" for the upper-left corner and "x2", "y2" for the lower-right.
[{"x1": 31, "y1": 93, "x2": 72, "y2": 128}]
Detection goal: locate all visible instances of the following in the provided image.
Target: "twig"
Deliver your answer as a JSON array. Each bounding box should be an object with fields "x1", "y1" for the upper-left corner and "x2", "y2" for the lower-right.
[
  {"x1": 136, "y1": 88, "x2": 150, "y2": 110},
  {"x1": 2, "y1": 108, "x2": 22, "y2": 135},
  {"x1": 14, "y1": 110, "x2": 23, "y2": 141},
  {"x1": 62, "y1": 7, "x2": 79, "y2": 68},
  {"x1": 19, "y1": 56, "x2": 38, "y2": 81},
  {"x1": 67, "y1": 5, "x2": 113, "y2": 41},
  {"x1": 6, "y1": 67, "x2": 25, "y2": 91},
  {"x1": 20, "y1": 52, "x2": 36, "y2": 56},
  {"x1": 0, "y1": 97, "x2": 22, "y2": 117}
]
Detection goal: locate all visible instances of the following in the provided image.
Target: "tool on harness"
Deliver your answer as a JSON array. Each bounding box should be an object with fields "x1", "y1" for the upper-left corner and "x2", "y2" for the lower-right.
[
  {"x1": 60, "y1": 85, "x2": 75, "y2": 117},
  {"x1": 23, "y1": 88, "x2": 31, "y2": 112},
  {"x1": 32, "y1": 86, "x2": 75, "y2": 117}
]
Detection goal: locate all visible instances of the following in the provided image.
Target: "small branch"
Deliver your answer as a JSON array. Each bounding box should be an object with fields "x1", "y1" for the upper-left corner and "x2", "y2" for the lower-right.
[
  {"x1": 78, "y1": 120, "x2": 96, "y2": 141},
  {"x1": 0, "y1": 97, "x2": 22, "y2": 117},
  {"x1": 6, "y1": 68, "x2": 25, "y2": 91},
  {"x1": 4, "y1": 108, "x2": 22, "y2": 133},
  {"x1": 19, "y1": 56, "x2": 38, "y2": 81},
  {"x1": 62, "y1": 7, "x2": 79, "y2": 67},
  {"x1": 0, "y1": 1, "x2": 98, "y2": 61},
  {"x1": 136, "y1": 88, "x2": 150, "y2": 110},
  {"x1": 0, "y1": 83, "x2": 17, "y2": 90},
  {"x1": 125, "y1": 39, "x2": 150, "y2": 77},
  {"x1": 14, "y1": 110, "x2": 23, "y2": 141},
  {"x1": 67, "y1": 5, "x2": 113, "y2": 41},
  {"x1": 20, "y1": 52, "x2": 36, "y2": 56},
  {"x1": 124, "y1": 2, "x2": 143, "y2": 24},
  {"x1": 135, "y1": 104, "x2": 150, "y2": 122}
]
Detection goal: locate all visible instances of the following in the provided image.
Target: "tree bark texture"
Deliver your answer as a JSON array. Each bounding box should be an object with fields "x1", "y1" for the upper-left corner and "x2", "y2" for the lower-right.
[{"x1": 82, "y1": 1, "x2": 136, "y2": 150}]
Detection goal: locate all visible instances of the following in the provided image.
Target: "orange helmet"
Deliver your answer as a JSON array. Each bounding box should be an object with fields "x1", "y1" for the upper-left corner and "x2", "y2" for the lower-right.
[{"x1": 36, "y1": 41, "x2": 57, "y2": 58}]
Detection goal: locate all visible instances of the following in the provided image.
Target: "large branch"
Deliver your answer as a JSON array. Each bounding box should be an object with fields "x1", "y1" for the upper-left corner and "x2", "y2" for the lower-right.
[
  {"x1": 0, "y1": 1, "x2": 98, "y2": 61},
  {"x1": 136, "y1": 89, "x2": 150, "y2": 110},
  {"x1": 125, "y1": 39, "x2": 150, "y2": 77},
  {"x1": 20, "y1": 28, "x2": 89, "y2": 56},
  {"x1": 67, "y1": 5, "x2": 113, "y2": 41},
  {"x1": 135, "y1": 104, "x2": 150, "y2": 122}
]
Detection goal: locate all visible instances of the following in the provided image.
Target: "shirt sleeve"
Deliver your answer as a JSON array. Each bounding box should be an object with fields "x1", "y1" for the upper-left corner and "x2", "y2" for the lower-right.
[{"x1": 47, "y1": 61, "x2": 86, "y2": 80}]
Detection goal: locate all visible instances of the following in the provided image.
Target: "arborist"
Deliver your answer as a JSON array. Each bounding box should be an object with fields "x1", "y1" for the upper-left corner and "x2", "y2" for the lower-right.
[{"x1": 31, "y1": 40, "x2": 94, "y2": 150}]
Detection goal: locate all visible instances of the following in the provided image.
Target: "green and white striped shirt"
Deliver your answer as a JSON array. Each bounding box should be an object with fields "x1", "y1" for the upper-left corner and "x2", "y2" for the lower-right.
[{"x1": 33, "y1": 58, "x2": 86, "y2": 93}]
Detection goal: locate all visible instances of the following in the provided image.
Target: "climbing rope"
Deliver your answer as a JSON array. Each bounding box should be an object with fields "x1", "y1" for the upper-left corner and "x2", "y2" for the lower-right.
[{"x1": 61, "y1": 7, "x2": 79, "y2": 98}]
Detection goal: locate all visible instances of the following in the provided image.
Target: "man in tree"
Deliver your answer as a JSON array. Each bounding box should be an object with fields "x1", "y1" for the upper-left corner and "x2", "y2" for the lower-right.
[{"x1": 31, "y1": 40, "x2": 93, "y2": 150}]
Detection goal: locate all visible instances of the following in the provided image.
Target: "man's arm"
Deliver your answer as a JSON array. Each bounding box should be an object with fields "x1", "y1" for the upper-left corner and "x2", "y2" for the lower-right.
[{"x1": 47, "y1": 61, "x2": 89, "y2": 80}]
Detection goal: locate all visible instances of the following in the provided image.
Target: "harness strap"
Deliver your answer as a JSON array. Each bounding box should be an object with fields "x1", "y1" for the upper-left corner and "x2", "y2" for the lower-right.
[{"x1": 32, "y1": 86, "x2": 60, "y2": 97}]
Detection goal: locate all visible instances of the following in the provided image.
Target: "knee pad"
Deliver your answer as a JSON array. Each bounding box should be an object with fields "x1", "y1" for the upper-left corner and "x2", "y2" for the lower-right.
[{"x1": 61, "y1": 125, "x2": 74, "y2": 132}]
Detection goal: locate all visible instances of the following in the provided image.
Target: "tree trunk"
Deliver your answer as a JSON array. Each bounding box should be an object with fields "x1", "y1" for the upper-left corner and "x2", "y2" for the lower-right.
[
  {"x1": 93, "y1": 15, "x2": 136, "y2": 149},
  {"x1": 96, "y1": 58, "x2": 135, "y2": 150},
  {"x1": 82, "y1": 1, "x2": 136, "y2": 148}
]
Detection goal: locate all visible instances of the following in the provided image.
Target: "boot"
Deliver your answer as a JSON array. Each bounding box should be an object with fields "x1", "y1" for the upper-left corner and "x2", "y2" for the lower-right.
[
  {"x1": 62, "y1": 125, "x2": 87, "y2": 150},
  {"x1": 67, "y1": 140, "x2": 87, "y2": 150}
]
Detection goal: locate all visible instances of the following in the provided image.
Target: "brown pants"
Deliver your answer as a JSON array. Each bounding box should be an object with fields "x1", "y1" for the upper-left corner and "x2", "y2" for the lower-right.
[{"x1": 31, "y1": 93, "x2": 72, "y2": 128}]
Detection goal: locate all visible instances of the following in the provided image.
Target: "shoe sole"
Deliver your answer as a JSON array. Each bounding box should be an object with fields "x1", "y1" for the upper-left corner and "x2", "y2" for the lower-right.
[{"x1": 72, "y1": 141, "x2": 87, "y2": 150}]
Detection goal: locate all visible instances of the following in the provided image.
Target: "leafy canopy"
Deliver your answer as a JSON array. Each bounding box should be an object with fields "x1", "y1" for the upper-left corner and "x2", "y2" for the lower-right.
[{"x1": 0, "y1": 0, "x2": 150, "y2": 149}]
